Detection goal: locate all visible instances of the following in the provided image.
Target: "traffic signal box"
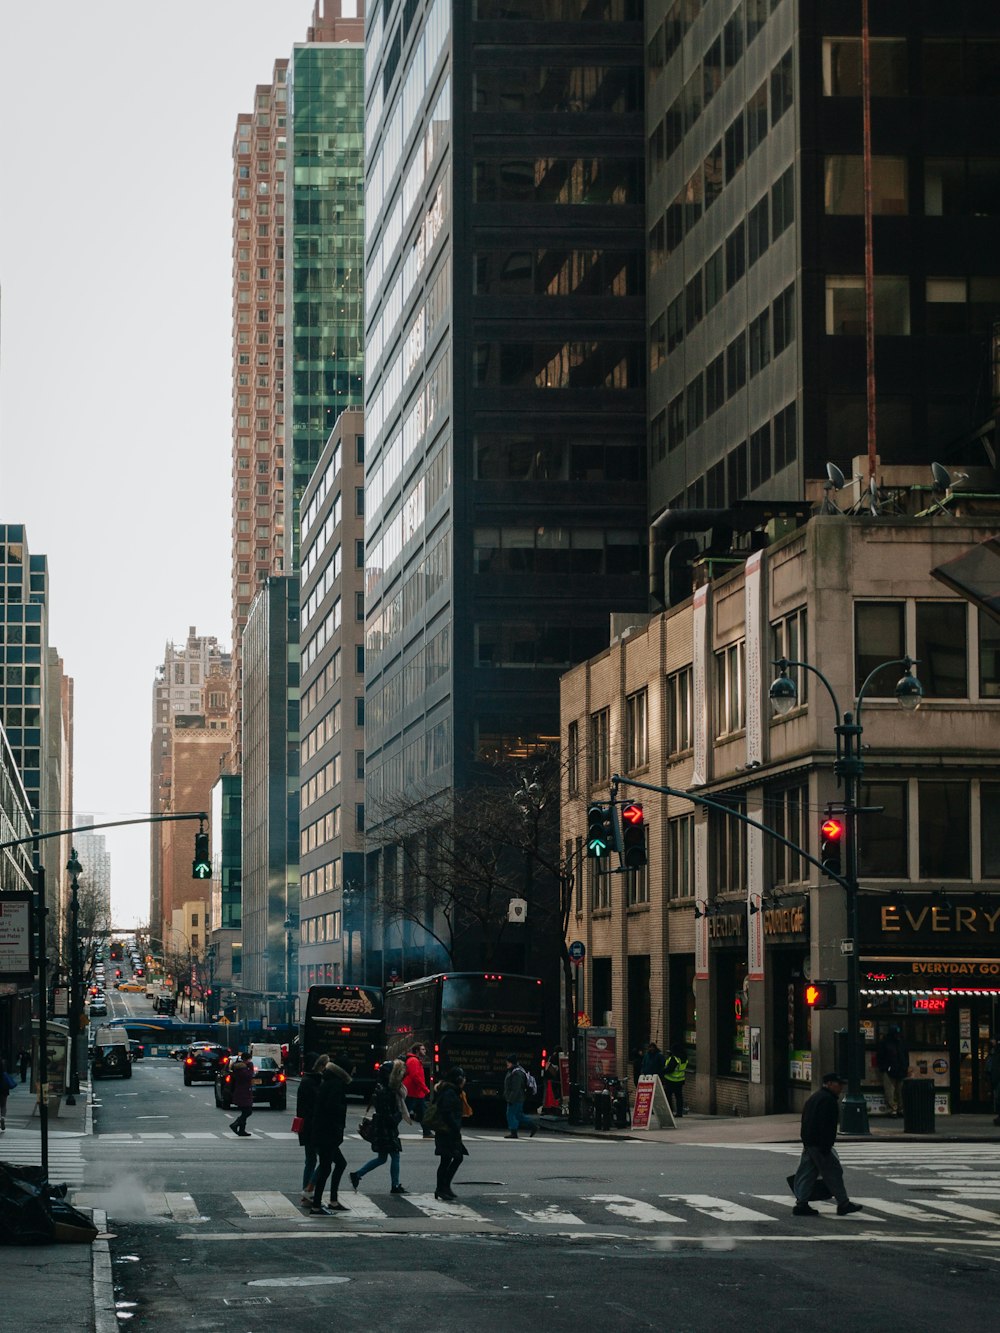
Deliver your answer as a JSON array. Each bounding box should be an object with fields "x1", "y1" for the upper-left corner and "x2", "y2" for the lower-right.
[
  {"x1": 586, "y1": 803, "x2": 613, "y2": 859},
  {"x1": 819, "y1": 815, "x2": 844, "y2": 878},
  {"x1": 192, "y1": 831, "x2": 211, "y2": 880},
  {"x1": 804, "y1": 980, "x2": 837, "y2": 1010},
  {"x1": 621, "y1": 802, "x2": 647, "y2": 869}
]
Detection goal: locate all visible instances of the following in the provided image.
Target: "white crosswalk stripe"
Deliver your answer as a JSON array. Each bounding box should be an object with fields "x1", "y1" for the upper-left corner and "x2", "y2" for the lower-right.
[{"x1": 0, "y1": 1137, "x2": 86, "y2": 1185}]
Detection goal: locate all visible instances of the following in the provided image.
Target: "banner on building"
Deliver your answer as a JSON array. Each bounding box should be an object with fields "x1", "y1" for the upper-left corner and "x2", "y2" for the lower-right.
[
  {"x1": 692, "y1": 584, "x2": 708, "y2": 787},
  {"x1": 695, "y1": 818, "x2": 709, "y2": 979},
  {"x1": 744, "y1": 550, "x2": 764, "y2": 768}
]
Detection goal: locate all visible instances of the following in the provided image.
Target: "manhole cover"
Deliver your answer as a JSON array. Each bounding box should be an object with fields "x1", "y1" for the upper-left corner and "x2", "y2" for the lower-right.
[{"x1": 223, "y1": 1297, "x2": 272, "y2": 1307}]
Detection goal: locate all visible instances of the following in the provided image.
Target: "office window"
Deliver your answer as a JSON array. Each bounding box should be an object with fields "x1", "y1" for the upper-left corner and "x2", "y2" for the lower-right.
[
  {"x1": 704, "y1": 141, "x2": 723, "y2": 210},
  {"x1": 686, "y1": 374, "x2": 704, "y2": 432},
  {"x1": 981, "y1": 782, "x2": 1000, "y2": 877},
  {"x1": 650, "y1": 314, "x2": 666, "y2": 372},
  {"x1": 725, "y1": 224, "x2": 746, "y2": 289},
  {"x1": 772, "y1": 165, "x2": 795, "y2": 237},
  {"x1": 825, "y1": 156, "x2": 908, "y2": 215},
  {"x1": 715, "y1": 640, "x2": 746, "y2": 736},
  {"x1": 855, "y1": 602, "x2": 904, "y2": 696},
  {"x1": 704, "y1": 37, "x2": 723, "y2": 104},
  {"x1": 589, "y1": 707, "x2": 610, "y2": 783},
  {"x1": 591, "y1": 859, "x2": 610, "y2": 912},
  {"x1": 567, "y1": 720, "x2": 580, "y2": 796},
  {"x1": 649, "y1": 216, "x2": 666, "y2": 275},
  {"x1": 770, "y1": 49, "x2": 794, "y2": 122},
  {"x1": 749, "y1": 422, "x2": 772, "y2": 488},
  {"x1": 727, "y1": 441, "x2": 748, "y2": 500},
  {"x1": 749, "y1": 309, "x2": 770, "y2": 375},
  {"x1": 919, "y1": 781, "x2": 970, "y2": 878},
  {"x1": 773, "y1": 282, "x2": 796, "y2": 355},
  {"x1": 771, "y1": 607, "x2": 807, "y2": 706},
  {"x1": 667, "y1": 294, "x2": 684, "y2": 353},
  {"x1": 724, "y1": 9, "x2": 744, "y2": 69},
  {"x1": 915, "y1": 601, "x2": 968, "y2": 697},
  {"x1": 773, "y1": 401, "x2": 797, "y2": 469},
  {"x1": 826, "y1": 276, "x2": 910, "y2": 335},
  {"x1": 747, "y1": 195, "x2": 769, "y2": 265},
  {"x1": 859, "y1": 781, "x2": 908, "y2": 878},
  {"x1": 705, "y1": 246, "x2": 724, "y2": 311},
  {"x1": 668, "y1": 814, "x2": 694, "y2": 899},
  {"x1": 726, "y1": 333, "x2": 747, "y2": 396},
  {"x1": 979, "y1": 609, "x2": 1000, "y2": 698},
  {"x1": 668, "y1": 667, "x2": 693, "y2": 754},
  {"x1": 626, "y1": 689, "x2": 648, "y2": 770},
  {"x1": 668, "y1": 393, "x2": 685, "y2": 451},
  {"x1": 706, "y1": 353, "x2": 725, "y2": 416},
  {"x1": 710, "y1": 798, "x2": 747, "y2": 893},
  {"x1": 747, "y1": 81, "x2": 768, "y2": 153},
  {"x1": 823, "y1": 37, "x2": 907, "y2": 97},
  {"x1": 770, "y1": 783, "x2": 807, "y2": 885},
  {"x1": 651, "y1": 409, "x2": 667, "y2": 462},
  {"x1": 685, "y1": 273, "x2": 704, "y2": 332},
  {"x1": 707, "y1": 460, "x2": 725, "y2": 506},
  {"x1": 724, "y1": 113, "x2": 745, "y2": 182},
  {"x1": 627, "y1": 864, "x2": 649, "y2": 907},
  {"x1": 925, "y1": 278, "x2": 967, "y2": 336}
]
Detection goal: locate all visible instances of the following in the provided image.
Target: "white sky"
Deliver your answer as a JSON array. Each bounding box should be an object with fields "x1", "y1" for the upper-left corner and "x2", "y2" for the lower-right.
[{"x1": 0, "y1": 1, "x2": 315, "y2": 929}]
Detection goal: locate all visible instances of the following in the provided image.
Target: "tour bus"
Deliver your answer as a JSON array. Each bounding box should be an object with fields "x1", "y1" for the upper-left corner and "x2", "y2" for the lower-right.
[
  {"x1": 301, "y1": 984, "x2": 384, "y2": 1096},
  {"x1": 382, "y1": 972, "x2": 545, "y2": 1105}
]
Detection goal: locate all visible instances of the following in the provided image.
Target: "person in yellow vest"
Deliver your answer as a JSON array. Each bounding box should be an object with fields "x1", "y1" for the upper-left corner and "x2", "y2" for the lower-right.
[{"x1": 664, "y1": 1040, "x2": 688, "y2": 1119}]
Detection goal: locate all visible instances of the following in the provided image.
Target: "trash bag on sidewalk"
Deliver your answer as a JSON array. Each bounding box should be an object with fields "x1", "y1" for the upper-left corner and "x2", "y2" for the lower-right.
[{"x1": 0, "y1": 1162, "x2": 96, "y2": 1245}]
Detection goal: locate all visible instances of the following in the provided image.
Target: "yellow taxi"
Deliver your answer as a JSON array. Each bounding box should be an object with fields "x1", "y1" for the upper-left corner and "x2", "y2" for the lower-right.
[{"x1": 116, "y1": 981, "x2": 145, "y2": 993}]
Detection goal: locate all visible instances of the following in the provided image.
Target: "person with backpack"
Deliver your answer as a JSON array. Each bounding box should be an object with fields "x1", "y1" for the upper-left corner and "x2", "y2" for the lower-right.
[{"x1": 503, "y1": 1056, "x2": 538, "y2": 1139}]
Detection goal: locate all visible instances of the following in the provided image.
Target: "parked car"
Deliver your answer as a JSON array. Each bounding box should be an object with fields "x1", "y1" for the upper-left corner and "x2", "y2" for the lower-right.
[
  {"x1": 91, "y1": 1036, "x2": 131, "y2": 1079},
  {"x1": 215, "y1": 1056, "x2": 287, "y2": 1111},
  {"x1": 182, "y1": 1044, "x2": 231, "y2": 1086}
]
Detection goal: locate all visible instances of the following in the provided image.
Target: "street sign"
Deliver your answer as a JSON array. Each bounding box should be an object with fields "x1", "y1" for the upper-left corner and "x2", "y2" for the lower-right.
[
  {"x1": 631, "y1": 1074, "x2": 675, "y2": 1131},
  {"x1": 568, "y1": 940, "x2": 586, "y2": 965}
]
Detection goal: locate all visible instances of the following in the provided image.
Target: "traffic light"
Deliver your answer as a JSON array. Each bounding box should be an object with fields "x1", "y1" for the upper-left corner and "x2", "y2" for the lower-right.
[
  {"x1": 192, "y1": 831, "x2": 211, "y2": 880},
  {"x1": 819, "y1": 815, "x2": 845, "y2": 878},
  {"x1": 804, "y1": 980, "x2": 837, "y2": 1010},
  {"x1": 620, "y1": 802, "x2": 647, "y2": 870},
  {"x1": 586, "y1": 803, "x2": 613, "y2": 859}
]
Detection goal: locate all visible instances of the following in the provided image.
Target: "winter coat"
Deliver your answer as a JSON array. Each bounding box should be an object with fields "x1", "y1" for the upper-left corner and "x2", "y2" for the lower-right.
[
  {"x1": 229, "y1": 1059, "x2": 255, "y2": 1110},
  {"x1": 433, "y1": 1079, "x2": 468, "y2": 1159},
  {"x1": 296, "y1": 1069, "x2": 322, "y2": 1147},
  {"x1": 641, "y1": 1048, "x2": 666, "y2": 1078},
  {"x1": 503, "y1": 1066, "x2": 528, "y2": 1104},
  {"x1": 369, "y1": 1060, "x2": 409, "y2": 1156},
  {"x1": 876, "y1": 1034, "x2": 910, "y2": 1080},
  {"x1": 311, "y1": 1064, "x2": 352, "y2": 1152},
  {"x1": 800, "y1": 1086, "x2": 840, "y2": 1152},
  {"x1": 403, "y1": 1052, "x2": 429, "y2": 1099}
]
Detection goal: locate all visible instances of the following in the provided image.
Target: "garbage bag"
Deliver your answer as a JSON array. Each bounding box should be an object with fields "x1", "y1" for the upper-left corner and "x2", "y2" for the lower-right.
[{"x1": 0, "y1": 1161, "x2": 94, "y2": 1245}]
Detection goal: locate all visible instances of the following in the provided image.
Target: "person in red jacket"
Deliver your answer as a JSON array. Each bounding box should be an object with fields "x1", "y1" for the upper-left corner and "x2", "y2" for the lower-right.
[
  {"x1": 402, "y1": 1042, "x2": 433, "y2": 1138},
  {"x1": 228, "y1": 1054, "x2": 256, "y2": 1137}
]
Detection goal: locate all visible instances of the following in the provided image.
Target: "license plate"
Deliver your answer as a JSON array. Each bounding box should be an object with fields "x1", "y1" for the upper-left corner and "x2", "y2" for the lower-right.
[{"x1": 252, "y1": 1078, "x2": 262, "y2": 1085}]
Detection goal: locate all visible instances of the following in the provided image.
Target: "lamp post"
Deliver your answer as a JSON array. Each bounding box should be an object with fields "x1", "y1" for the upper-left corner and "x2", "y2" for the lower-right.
[
  {"x1": 769, "y1": 654, "x2": 923, "y2": 1134},
  {"x1": 65, "y1": 849, "x2": 83, "y2": 1103},
  {"x1": 283, "y1": 915, "x2": 298, "y2": 1037},
  {"x1": 205, "y1": 944, "x2": 216, "y2": 1023}
]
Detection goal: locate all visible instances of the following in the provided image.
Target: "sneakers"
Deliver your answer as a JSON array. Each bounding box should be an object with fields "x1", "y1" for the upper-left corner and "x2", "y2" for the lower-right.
[
  {"x1": 504, "y1": 1132, "x2": 518, "y2": 1139},
  {"x1": 390, "y1": 1185, "x2": 407, "y2": 1194},
  {"x1": 837, "y1": 1201, "x2": 863, "y2": 1216},
  {"x1": 300, "y1": 1191, "x2": 314, "y2": 1205},
  {"x1": 309, "y1": 1204, "x2": 334, "y2": 1216},
  {"x1": 792, "y1": 1202, "x2": 818, "y2": 1216},
  {"x1": 327, "y1": 1200, "x2": 348, "y2": 1211},
  {"x1": 349, "y1": 1171, "x2": 360, "y2": 1192}
]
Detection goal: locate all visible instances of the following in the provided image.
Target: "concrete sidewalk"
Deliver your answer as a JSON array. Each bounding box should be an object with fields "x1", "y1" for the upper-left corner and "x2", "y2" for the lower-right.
[
  {"x1": 1, "y1": 1079, "x2": 112, "y2": 1333},
  {"x1": 536, "y1": 1107, "x2": 1000, "y2": 1146}
]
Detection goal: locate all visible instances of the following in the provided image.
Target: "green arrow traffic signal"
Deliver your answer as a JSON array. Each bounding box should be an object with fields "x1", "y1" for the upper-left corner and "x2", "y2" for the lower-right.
[
  {"x1": 587, "y1": 803, "x2": 611, "y2": 858},
  {"x1": 192, "y1": 831, "x2": 211, "y2": 880}
]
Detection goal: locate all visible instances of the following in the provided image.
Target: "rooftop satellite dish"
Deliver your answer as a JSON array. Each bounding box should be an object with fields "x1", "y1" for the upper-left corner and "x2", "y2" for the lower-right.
[
  {"x1": 821, "y1": 461, "x2": 846, "y2": 513},
  {"x1": 931, "y1": 461, "x2": 952, "y2": 492},
  {"x1": 867, "y1": 476, "x2": 880, "y2": 517}
]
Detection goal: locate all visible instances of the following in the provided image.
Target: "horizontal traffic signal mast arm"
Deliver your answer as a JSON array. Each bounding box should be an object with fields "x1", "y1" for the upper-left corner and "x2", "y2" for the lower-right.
[
  {"x1": 610, "y1": 774, "x2": 850, "y2": 891},
  {"x1": 0, "y1": 811, "x2": 209, "y2": 852}
]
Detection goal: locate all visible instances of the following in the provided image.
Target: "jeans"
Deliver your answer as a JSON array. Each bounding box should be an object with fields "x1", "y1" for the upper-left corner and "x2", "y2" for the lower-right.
[
  {"x1": 302, "y1": 1144, "x2": 318, "y2": 1190},
  {"x1": 506, "y1": 1101, "x2": 535, "y2": 1134},
  {"x1": 313, "y1": 1145, "x2": 347, "y2": 1201},
  {"x1": 355, "y1": 1151, "x2": 401, "y2": 1189},
  {"x1": 793, "y1": 1145, "x2": 848, "y2": 1205},
  {"x1": 406, "y1": 1096, "x2": 431, "y2": 1133}
]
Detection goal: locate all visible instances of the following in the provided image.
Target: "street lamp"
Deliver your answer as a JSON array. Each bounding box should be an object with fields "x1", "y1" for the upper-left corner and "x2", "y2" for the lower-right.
[
  {"x1": 65, "y1": 849, "x2": 83, "y2": 1103},
  {"x1": 769, "y1": 654, "x2": 923, "y2": 1135}
]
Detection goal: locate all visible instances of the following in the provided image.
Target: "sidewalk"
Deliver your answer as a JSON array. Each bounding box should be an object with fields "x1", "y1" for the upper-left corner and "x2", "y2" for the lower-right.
[
  {"x1": 1, "y1": 1079, "x2": 113, "y2": 1333},
  {"x1": 536, "y1": 1107, "x2": 1000, "y2": 1146}
]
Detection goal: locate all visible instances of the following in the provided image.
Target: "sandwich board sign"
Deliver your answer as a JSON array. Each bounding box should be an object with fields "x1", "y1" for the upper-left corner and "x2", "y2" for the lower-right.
[{"x1": 631, "y1": 1073, "x2": 676, "y2": 1130}]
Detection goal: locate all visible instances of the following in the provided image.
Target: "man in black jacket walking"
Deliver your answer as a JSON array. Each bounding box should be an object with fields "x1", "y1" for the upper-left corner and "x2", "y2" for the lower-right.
[{"x1": 791, "y1": 1072, "x2": 863, "y2": 1217}]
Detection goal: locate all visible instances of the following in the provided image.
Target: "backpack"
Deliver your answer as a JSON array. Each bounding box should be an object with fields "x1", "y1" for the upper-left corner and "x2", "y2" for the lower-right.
[{"x1": 524, "y1": 1069, "x2": 538, "y2": 1097}]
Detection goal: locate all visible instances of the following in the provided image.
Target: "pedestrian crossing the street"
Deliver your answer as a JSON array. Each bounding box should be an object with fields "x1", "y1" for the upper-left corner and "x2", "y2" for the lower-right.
[
  {"x1": 747, "y1": 1140, "x2": 1000, "y2": 1197},
  {"x1": 67, "y1": 1181, "x2": 1000, "y2": 1235},
  {"x1": 94, "y1": 1130, "x2": 616, "y2": 1145}
]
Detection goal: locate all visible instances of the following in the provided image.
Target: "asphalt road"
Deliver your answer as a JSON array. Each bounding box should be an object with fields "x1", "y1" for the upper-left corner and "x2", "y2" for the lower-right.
[{"x1": 76, "y1": 1047, "x2": 1000, "y2": 1332}]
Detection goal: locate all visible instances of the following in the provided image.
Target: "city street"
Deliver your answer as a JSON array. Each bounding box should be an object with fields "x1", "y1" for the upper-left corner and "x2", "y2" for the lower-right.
[{"x1": 68, "y1": 1055, "x2": 1000, "y2": 1332}]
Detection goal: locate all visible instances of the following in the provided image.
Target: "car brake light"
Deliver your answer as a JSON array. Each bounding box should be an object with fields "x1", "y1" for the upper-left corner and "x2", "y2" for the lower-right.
[
  {"x1": 185, "y1": 1057, "x2": 193, "y2": 1065},
  {"x1": 278, "y1": 1072, "x2": 286, "y2": 1083}
]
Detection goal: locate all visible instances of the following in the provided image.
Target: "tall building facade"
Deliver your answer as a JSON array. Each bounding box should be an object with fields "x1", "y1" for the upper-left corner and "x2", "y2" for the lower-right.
[
  {"x1": 74, "y1": 815, "x2": 112, "y2": 935},
  {"x1": 299, "y1": 409, "x2": 367, "y2": 995},
  {"x1": 647, "y1": 0, "x2": 1000, "y2": 520},
  {"x1": 150, "y1": 629, "x2": 231, "y2": 937},
  {"x1": 362, "y1": 1, "x2": 649, "y2": 946},
  {"x1": 0, "y1": 719, "x2": 36, "y2": 1065},
  {"x1": 239, "y1": 576, "x2": 300, "y2": 1008}
]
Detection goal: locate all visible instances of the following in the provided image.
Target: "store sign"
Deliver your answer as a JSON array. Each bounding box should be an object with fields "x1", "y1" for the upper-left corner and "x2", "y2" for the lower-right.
[
  {"x1": 863, "y1": 957, "x2": 1000, "y2": 986},
  {"x1": 861, "y1": 895, "x2": 1000, "y2": 948},
  {"x1": 0, "y1": 893, "x2": 33, "y2": 981},
  {"x1": 708, "y1": 903, "x2": 808, "y2": 946}
]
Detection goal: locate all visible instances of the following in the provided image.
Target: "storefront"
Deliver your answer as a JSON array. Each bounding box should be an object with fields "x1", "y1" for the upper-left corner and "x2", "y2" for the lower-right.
[{"x1": 860, "y1": 894, "x2": 1000, "y2": 1115}]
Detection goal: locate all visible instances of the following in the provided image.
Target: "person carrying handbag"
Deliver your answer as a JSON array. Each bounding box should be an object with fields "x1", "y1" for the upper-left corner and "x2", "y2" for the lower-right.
[{"x1": 349, "y1": 1059, "x2": 411, "y2": 1194}]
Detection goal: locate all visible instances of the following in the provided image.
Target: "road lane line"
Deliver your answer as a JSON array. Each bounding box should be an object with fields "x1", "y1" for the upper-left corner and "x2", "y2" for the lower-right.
[
  {"x1": 403, "y1": 1192, "x2": 484, "y2": 1220},
  {"x1": 234, "y1": 1191, "x2": 302, "y2": 1218},
  {"x1": 584, "y1": 1194, "x2": 685, "y2": 1223},
  {"x1": 664, "y1": 1194, "x2": 776, "y2": 1222},
  {"x1": 511, "y1": 1204, "x2": 586, "y2": 1225}
]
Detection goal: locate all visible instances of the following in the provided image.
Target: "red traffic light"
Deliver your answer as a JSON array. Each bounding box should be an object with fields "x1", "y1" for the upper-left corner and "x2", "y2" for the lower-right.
[
  {"x1": 621, "y1": 802, "x2": 644, "y2": 825},
  {"x1": 820, "y1": 817, "x2": 844, "y2": 842}
]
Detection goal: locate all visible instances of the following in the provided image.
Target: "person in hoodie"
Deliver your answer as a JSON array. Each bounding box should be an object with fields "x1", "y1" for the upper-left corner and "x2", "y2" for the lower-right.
[
  {"x1": 296, "y1": 1052, "x2": 329, "y2": 1206},
  {"x1": 349, "y1": 1058, "x2": 411, "y2": 1195},
  {"x1": 308, "y1": 1053, "x2": 354, "y2": 1215}
]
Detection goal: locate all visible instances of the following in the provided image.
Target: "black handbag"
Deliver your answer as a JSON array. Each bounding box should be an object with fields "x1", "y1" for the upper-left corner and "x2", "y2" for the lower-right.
[{"x1": 358, "y1": 1116, "x2": 376, "y2": 1142}]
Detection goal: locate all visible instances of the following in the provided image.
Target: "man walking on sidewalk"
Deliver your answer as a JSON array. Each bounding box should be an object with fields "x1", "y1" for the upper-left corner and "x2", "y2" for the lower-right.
[{"x1": 791, "y1": 1072, "x2": 862, "y2": 1217}]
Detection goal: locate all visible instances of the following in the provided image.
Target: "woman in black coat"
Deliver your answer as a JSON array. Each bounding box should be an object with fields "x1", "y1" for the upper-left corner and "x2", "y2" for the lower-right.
[
  {"x1": 296, "y1": 1052, "x2": 328, "y2": 1203},
  {"x1": 308, "y1": 1055, "x2": 353, "y2": 1215},
  {"x1": 349, "y1": 1059, "x2": 410, "y2": 1194},
  {"x1": 433, "y1": 1067, "x2": 468, "y2": 1201}
]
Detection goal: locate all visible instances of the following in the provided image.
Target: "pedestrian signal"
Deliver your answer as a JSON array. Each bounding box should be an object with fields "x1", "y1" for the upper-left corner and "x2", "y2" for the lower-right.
[{"x1": 804, "y1": 980, "x2": 837, "y2": 1010}]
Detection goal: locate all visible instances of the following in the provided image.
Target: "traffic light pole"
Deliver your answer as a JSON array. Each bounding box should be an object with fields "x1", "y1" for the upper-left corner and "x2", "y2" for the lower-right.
[{"x1": 836, "y1": 709, "x2": 868, "y2": 1135}]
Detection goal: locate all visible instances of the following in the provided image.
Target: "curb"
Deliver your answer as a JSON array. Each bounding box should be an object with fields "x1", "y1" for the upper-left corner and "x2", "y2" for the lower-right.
[{"x1": 91, "y1": 1207, "x2": 117, "y2": 1333}]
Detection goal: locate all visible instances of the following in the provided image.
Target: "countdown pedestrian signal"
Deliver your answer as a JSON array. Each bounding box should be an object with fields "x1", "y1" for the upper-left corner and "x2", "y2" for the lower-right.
[
  {"x1": 621, "y1": 802, "x2": 647, "y2": 870},
  {"x1": 192, "y1": 831, "x2": 211, "y2": 880},
  {"x1": 804, "y1": 980, "x2": 837, "y2": 1010}
]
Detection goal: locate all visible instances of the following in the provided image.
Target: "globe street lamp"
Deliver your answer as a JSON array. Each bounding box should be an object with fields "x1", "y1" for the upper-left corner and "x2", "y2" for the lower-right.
[{"x1": 769, "y1": 654, "x2": 922, "y2": 1134}]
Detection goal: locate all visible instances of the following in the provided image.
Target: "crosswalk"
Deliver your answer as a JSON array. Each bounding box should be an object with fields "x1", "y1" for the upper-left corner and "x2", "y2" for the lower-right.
[
  {"x1": 0, "y1": 1132, "x2": 87, "y2": 1186},
  {"x1": 67, "y1": 1181, "x2": 1000, "y2": 1233},
  {"x1": 93, "y1": 1130, "x2": 616, "y2": 1144}
]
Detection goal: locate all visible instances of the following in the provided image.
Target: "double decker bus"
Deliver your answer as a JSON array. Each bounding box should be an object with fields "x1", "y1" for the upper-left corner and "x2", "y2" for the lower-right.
[
  {"x1": 302, "y1": 984, "x2": 384, "y2": 1096},
  {"x1": 383, "y1": 972, "x2": 545, "y2": 1104}
]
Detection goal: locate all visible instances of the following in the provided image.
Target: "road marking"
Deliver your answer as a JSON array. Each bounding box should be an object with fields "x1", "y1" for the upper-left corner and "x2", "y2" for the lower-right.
[
  {"x1": 753, "y1": 1194, "x2": 886, "y2": 1221},
  {"x1": 403, "y1": 1192, "x2": 484, "y2": 1220},
  {"x1": 511, "y1": 1203, "x2": 586, "y2": 1225},
  {"x1": 338, "y1": 1192, "x2": 388, "y2": 1219},
  {"x1": 137, "y1": 1133, "x2": 174, "y2": 1139},
  {"x1": 584, "y1": 1194, "x2": 685, "y2": 1223},
  {"x1": 180, "y1": 1132, "x2": 218, "y2": 1139},
  {"x1": 234, "y1": 1191, "x2": 302, "y2": 1219},
  {"x1": 851, "y1": 1197, "x2": 946, "y2": 1222},
  {"x1": 664, "y1": 1194, "x2": 776, "y2": 1222},
  {"x1": 164, "y1": 1193, "x2": 202, "y2": 1221},
  {"x1": 918, "y1": 1200, "x2": 1000, "y2": 1223}
]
